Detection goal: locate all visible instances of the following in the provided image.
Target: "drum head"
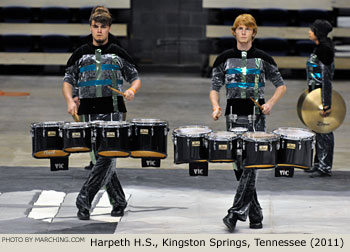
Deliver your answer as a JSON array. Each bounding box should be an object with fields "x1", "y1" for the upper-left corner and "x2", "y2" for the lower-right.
[
  {"x1": 173, "y1": 125, "x2": 212, "y2": 137},
  {"x1": 207, "y1": 131, "x2": 237, "y2": 141},
  {"x1": 96, "y1": 121, "x2": 130, "y2": 128},
  {"x1": 272, "y1": 127, "x2": 315, "y2": 140},
  {"x1": 131, "y1": 118, "x2": 167, "y2": 126},
  {"x1": 242, "y1": 131, "x2": 279, "y2": 141},
  {"x1": 63, "y1": 122, "x2": 89, "y2": 128},
  {"x1": 229, "y1": 127, "x2": 248, "y2": 134}
]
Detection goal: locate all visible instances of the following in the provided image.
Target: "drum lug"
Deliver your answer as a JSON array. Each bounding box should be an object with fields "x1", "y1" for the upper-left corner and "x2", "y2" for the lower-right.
[
  {"x1": 151, "y1": 127, "x2": 154, "y2": 136},
  {"x1": 187, "y1": 138, "x2": 190, "y2": 147},
  {"x1": 281, "y1": 139, "x2": 285, "y2": 149},
  {"x1": 213, "y1": 141, "x2": 216, "y2": 151},
  {"x1": 102, "y1": 128, "x2": 105, "y2": 138},
  {"x1": 66, "y1": 130, "x2": 69, "y2": 139},
  {"x1": 117, "y1": 129, "x2": 120, "y2": 138},
  {"x1": 298, "y1": 140, "x2": 302, "y2": 150},
  {"x1": 128, "y1": 126, "x2": 132, "y2": 137},
  {"x1": 164, "y1": 127, "x2": 169, "y2": 136},
  {"x1": 269, "y1": 142, "x2": 272, "y2": 152},
  {"x1": 83, "y1": 128, "x2": 85, "y2": 138},
  {"x1": 229, "y1": 141, "x2": 232, "y2": 150},
  {"x1": 255, "y1": 142, "x2": 258, "y2": 152},
  {"x1": 242, "y1": 142, "x2": 246, "y2": 150},
  {"x1": 135, "y1": 127, "x2": 138, "y2": 136},
  {"x1": 276, "y1": 142, "x2": 280, "y2": 150},
  {"x1": 204, "y1": 139, "x2": 208, "y2": 148},
  {"x1": 30, "y1": 128, "x2": 34, "y2": 137},
  {"x1": 173, "y1": 136, "x2": 177, "y2": 146},
  {"x1": 42, "y1": 128, "x2": 46, "y2": 138}
]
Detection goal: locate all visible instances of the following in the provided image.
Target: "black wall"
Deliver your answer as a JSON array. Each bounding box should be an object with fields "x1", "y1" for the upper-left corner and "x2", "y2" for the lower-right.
[{"x1": 130, "y1": 0, "x2": 207, "y2": 67}]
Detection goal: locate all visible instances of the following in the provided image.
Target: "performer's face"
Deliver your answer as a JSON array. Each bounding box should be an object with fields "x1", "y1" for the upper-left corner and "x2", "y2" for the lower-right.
[
  {"x1": 308, "y1": 29, "x2": 317, "y2": 42},
  {"x1": 234, "y1": 24, "x2": 255, "y2": 44},
  {"x1": 90, "y1": 20, "x2": 111, "y2": 46}
]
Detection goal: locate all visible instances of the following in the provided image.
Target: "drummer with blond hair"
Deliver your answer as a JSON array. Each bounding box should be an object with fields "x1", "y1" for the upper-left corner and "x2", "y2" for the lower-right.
[{"x1": 209, "y1": 14, "x2": 286, "y2": 232}]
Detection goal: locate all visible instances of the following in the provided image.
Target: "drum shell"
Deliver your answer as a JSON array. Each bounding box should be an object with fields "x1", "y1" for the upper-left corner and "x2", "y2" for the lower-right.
[
  {"x1": 95, "y1": 125, "x2": 131, "y2": 157},
  {"x1": 173, "y1": 135, "x2": 208, "y2": 164},
  {"x1": 63, "y1": 126, "x2": 92, "y2": 153},
  {"x1": 31, "y1": 124, "x2": 69, "y2": 159},
  {"x1": 277, "y1": 138, "x2": 313, "y2": 168},
  {"x1": 243, "y1": 139, "x2": 278, "y2": 168},
  {"x1": 131, "y1": 123, "x2": 168, "y2": 159},
  {"x1": 207, "y1": 138, "x2": 237, "y2": 163}
]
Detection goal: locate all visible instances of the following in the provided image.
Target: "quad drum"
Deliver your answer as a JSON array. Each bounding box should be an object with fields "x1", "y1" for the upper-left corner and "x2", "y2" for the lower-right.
[
  {"x1": 172, "y1": 125, "x2": 212, "y2": 164},
  {"x1": 130, "y1": 118, "x2": 169, "y2": 159},
  {"x1": 242, "y1": 131, "x2": 279, "y2": 169},
  {"x1": 63, "y1": 122, "x2": 92, "y2": 153},
  {"x1": 94, "y1": 121, "x2": 131, "y2": 157},
  {"x1": 206, "y1": 131, "x2": 238, "y2": 163},
  {"x1": 273, "y1": 127, "x2": 315, "y2": 169},
  {"x1": 31, "y1": 121, "x2": 69, "y2": 158}
]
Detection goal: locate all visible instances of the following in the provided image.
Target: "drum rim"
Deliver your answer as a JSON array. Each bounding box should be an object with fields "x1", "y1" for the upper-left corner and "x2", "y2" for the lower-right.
[
  {"x1": 229, "y1": 127, "x2": 249, "y2": 133},
  {"x1": 31, "y1": 121, "x2": 64, "y2": 127},
  {"x1": 242, "y1": 131, "x2": 279, "y2": 141},
  {"x1": 173, "y1": 125, "x2": 212, "y2": 137},
  {"x1": 131, "y1": 118, "x2": 168, "y2": 126},
  {"x1": 207, "y1": 131, "x2": 238, "y2": 141},
  {"x1": 95, "y1": 121, "x2": 131, "y2": 128},
  {"x1": 63, "y1": 122, "x2": 90, "y2": 128},
  {"x1": 272, "y1": 127, "x2": 315, "y2": 140}
]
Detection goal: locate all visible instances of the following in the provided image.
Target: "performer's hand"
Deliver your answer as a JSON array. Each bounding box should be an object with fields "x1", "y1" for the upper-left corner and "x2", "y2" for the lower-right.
[
  {"x1": 124, "y1": 88, "x2": 135, "y2": 101},
  {"x1": 261, "y1": 103, "x2": 271, "y2": 115},
  {"x1": 320, "y1": 106, "x2": 331, "y2": 117},
  {"x1": 73, "y1": 96, "x2": 80, "y2": 108},
  {"x1": 67, "y1": 100, "x2": 78, "y2": 116},
  {"x1": 212, "y1": 107, "x2": 222, "y2": 121}
]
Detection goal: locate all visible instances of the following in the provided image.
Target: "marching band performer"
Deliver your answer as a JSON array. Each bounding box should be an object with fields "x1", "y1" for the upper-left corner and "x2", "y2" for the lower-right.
[
  {"x1": 305, "y1": 19, "x2": 335, "y2": 178},
  {"x1": 209, "y1": 14, "x2": 286, "y2": 232},
  {"x1": 62, "y1": 8, "x2": 141, "y2": 220}
]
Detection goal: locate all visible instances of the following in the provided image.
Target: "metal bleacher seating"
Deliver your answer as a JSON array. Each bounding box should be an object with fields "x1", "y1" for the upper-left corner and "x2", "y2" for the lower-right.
[
  {"x1": 0, "y1": 0, "x2": 130, "y2": 66},
  {"x1": 203, "y1": 0, "x2": 350, "y2": 71}
]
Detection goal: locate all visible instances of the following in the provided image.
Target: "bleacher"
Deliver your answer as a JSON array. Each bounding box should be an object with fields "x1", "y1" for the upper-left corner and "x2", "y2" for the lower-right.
[
  {"x1": 0, "y1": 0, "x2": 130, "y2": 66},
  {"x1": 202, "y1": 0, "x2": 350, "y2": 71}
]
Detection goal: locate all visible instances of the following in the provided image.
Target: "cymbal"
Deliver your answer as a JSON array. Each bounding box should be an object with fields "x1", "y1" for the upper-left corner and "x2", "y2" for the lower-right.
[{"x1": 297, "y1": 89, "x2": 346, "y2": 133}]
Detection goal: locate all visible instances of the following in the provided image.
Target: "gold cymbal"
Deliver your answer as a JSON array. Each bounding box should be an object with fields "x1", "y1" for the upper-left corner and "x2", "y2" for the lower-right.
[{"x1": 297, "y1": 89, "x2": 346, "y2": 133}]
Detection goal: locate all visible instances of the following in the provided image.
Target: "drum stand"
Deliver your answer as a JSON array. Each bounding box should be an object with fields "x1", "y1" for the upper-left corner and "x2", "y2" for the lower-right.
[
  {"x1": 275, "y1": 166, "x2": 294, "y2": 177},
  {"x1": 141, "y1": 158, "x2": 161, "y2": 167},
  {"x1": 50, "y1": 157, "x2": 69, "y2": 171},
  {"x1": 189, "y1": 162, "x2": 208, "y2": 176}
]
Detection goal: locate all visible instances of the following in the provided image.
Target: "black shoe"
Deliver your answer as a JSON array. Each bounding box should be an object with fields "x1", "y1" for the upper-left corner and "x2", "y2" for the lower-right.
[
  {"x1": 111, "y1": 206, "x2": 125, "y2": 217},
  {"x1": 250, "y1": 222, "x2": 263, "y2": 229},
  {"x1": 310, "y1": 170, "x2": 332, "y2": 178},
  {"x1": 223, "y1": 213, "x2": 238, "y2": 232},
  {"x1": 77, "y1": 209, "x2": 90, "y2": 220},
  {"x1": 84, "y1": 161, "x2": 94, "y2": 170},
  {"x1": 304, "y1": 167, "x2": 317, "y2": 173}
]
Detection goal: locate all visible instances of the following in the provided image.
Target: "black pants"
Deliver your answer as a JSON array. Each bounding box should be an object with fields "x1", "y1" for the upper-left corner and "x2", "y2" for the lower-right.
[
  {"x1": 314, "y1": 132, "x2": 334, "y2": 175},
  {"x1": 225, "y1": 114, "x2": 265, "y2": 223},
  {"x1": 76, "y1": 113, "x2": 127, "y2": 212}
]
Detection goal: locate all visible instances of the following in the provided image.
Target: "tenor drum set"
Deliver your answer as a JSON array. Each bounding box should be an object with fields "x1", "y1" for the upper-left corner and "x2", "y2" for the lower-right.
[
  {"x1": 172, "y1": 125, "x2": 316, "y2": 171},
  {"x1": 31, "y1": 119, "x2": 169, "y2": 162}
]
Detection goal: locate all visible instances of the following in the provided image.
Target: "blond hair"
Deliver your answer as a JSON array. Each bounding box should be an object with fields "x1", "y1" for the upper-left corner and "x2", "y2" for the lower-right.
[{"x1": 231, "y1": 14, "x2": 257, "y2": 40}]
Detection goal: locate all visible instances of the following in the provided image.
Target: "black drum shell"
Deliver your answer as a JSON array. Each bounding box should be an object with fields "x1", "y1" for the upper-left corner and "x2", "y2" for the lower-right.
[
  {"x1": 173, "y1": 135, "x2": 208, "y2": 164},
  {"x1": 243, "y1": 140, "x2": 278, "y2": 168},
  {"x1": 277, "y1": 138, "x2": 313, "y2": 168},
  {"x1": 131, "y1": 124, "x2": 168, "y2": 159},
  {"x1": 63, "y1": 126, "x2": 92, "y2": 153},
  {"x1": 207, "y1": 138, "x2": 237, "y2": 163},
  {"x1": 31, "y1": 125, "x2": 69, "y2": 159},
  {"x1": 95, "y1": 126, "x2": 131, "y2": 157}
]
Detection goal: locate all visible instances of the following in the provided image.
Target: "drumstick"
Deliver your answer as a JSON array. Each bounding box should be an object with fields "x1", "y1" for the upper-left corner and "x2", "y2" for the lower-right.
[
  {"x1": 107, "y1": 86, "x2": 125, "y2": 97},
  {"x1": 72, "y1": 113, "x2": 80, "y2": 122},
  {"x1": 250, "y1": 97, "x2": 263, "y2": 111}
]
